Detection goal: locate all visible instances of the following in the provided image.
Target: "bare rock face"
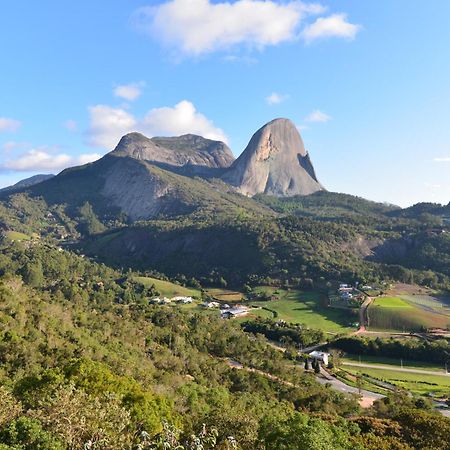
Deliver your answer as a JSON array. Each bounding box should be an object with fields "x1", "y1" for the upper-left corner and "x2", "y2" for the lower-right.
[
  {"x1": 111, "y1": 132, "x2": 234, "y2": 175},
  {"x1": 222, "y1": 118, "x2": 324, "y2": 196},
  {"x1": 100, "y1": 157, "x2": 176, "y2": 221}
]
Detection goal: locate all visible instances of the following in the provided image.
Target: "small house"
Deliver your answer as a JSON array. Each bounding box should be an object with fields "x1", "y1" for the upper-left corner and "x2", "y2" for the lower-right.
[
  {"x1": 173, "y1": 296, "x2": 193, "y2": 304},
  {"x1": 309, "y1": 351, "x2": 329, "y2": 366},
  {"x1": 221, "y1": 307, "x2": 249, "y2": 319}
]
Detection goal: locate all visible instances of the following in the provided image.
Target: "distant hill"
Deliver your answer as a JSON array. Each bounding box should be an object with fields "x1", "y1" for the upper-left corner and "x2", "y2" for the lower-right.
[{"x1": 0, "y1": 173, "x2": 54, "y2": 193}]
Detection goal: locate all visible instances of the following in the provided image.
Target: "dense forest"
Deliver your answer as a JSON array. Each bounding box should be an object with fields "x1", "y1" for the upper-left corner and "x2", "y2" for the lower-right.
[
  {"x1": 1, "y1": 189, "x2": 449, "y2": 292},
  {"x1": 0, "y1": 239, "x2": 449, "y2": 449}
]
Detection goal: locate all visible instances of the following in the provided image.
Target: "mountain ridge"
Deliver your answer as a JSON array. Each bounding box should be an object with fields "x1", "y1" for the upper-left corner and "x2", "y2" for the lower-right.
[{"x1": 1, "y1": 118, "x2": 324, "y2": 222}]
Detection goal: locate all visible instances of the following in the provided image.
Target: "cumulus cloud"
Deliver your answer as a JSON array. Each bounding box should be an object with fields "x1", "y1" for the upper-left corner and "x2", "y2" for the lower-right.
[
  {"x1": 2, "y1": 148, "x2": 101, "y2": 172},
  {"x1": 0, "y1": 117, "x2": 21, "y2": 133},
  {"x1": 302, "y1": 13, "x2": 361, "y2": 43},
  {"x1": 114, "y1": 82, "x2": 144, "y2": 101},
  {"x1": 85, "y1": 100, "x2": 228, "y2": 150},
  {"x1": 305, "y1": 109, "x2": 331, "y2": 122},
  {"x1": 433, "y1": 157, "x2": 450, "y2": 162},
  {"x1": 132, "y1": 0, "x2": 325, "y2": 55},
  {"x1": 142, "y1": 100, "x2": 228, "y2": 142},
  {"x1": 86, "y1": 105, "x2": 137, "y2": 149},
  {"x1": 266, "y1": 92, "x2": 289, "y2": 105}
]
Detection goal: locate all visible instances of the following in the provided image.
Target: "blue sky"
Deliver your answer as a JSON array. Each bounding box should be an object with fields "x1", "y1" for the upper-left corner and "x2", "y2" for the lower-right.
[{"x1": 1, "y1": 0, "x2": 449, "y2": 206}]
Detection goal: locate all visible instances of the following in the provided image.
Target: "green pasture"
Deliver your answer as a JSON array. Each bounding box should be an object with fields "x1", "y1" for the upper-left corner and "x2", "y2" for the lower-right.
[
  {"x1": 251, "y1": 287, "x2": 356, "y2": 333},
  {"x1": 134, "y1": 276, "x2": 201, "y2": 298},
  {"x1": 342, "y1": 354, "x2": 448, "y2": 373},
  {"x1": 4, "y1": 230, "x2": 32, "y2": 241}
]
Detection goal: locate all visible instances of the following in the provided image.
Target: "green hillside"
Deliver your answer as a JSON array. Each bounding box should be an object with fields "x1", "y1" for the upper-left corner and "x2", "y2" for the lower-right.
[{"x1": 134, "y1": 276, "x2": 201, "y2": 298}]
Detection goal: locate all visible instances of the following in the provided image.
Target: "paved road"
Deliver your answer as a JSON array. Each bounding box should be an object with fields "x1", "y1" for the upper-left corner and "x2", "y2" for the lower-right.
[
  {"x1": 317, "y1": 367, "x2": 385, "y2": 407},
  {"x1": 355, "y1": 296, "x2": 374, "y2": 333},
  {"x1": 342, "y1": 361, "x2": 450, "y2": 376}
]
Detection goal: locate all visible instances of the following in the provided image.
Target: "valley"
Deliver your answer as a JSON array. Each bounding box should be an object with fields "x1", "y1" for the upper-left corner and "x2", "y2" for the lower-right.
[{"x1": 0, "y1": 120, "x2": 449, "y2": 449}]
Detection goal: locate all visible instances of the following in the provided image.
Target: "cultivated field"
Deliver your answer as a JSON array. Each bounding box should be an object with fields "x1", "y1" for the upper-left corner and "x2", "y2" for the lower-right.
[
  {"x1": 368, "y1": 296, "x2": 450, "y2": 331},
  {"x1": 342, "y1": 363, "x2": 450, "y2": 397},
  {"x1": 342, "y1": 354, "x2": 448, "y2": 372},
  {"x1": 250, "y1": 287, "x2": 356, "y2": 333},
  {"x1": 206, "y1": 288, "x2": 244, "y2": 302}
]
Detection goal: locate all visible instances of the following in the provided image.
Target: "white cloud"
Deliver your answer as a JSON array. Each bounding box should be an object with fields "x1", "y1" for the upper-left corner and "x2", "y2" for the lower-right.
[
  {"x1": 85, "y1": 100, "x2": 228, "y2": 150},
  {"x1": 64, "y1": 119, "x2": 78, "y2": 131},
  {"x1": 305, "y1": 109, "x2": 331, "y2": 123},
  {"x1": 142, "y1": 100, "x2": 228, "y2": 142},
  {"x1": 77, "y1": 153, "x2": 102, "y2": 165},
  {"x1": 222, "y1": 54, "x2": 258, "y2": 64},
  {"x1": 114, "y1": 82, "x2": 144, "y2": 101},
  {"x1": 266, "y1": 92, "x2": 289, "y2": 105},
  {"x1": 133, "y1": 0, "x2": 326, "y2": 56},
  {"x1": 86, "y1": 105, "x2": 137, "y2": 149},
  {"x1": 2, "y1": 148, "x2": 101, "y2": 172},
  {"x1": 433, "y1": 156, "x2": 450, "y2": 162},
  {"x1": 302, "y1": 13, "x2": 361, "y2": 43},
  {"x1": 0, "y1": 117, "x2": 21, "y2": 133}
]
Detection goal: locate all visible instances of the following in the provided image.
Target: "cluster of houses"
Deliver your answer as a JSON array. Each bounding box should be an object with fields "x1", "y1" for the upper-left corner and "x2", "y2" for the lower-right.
[
  {"x1": 338, "y1": 284, "x2": 355, "y2": 301},
  {"x1": 202, "y1": 301, "x2": 250, "y2": 319},
  {"x1": 202, "y1": 301, "x2": 220, "y2": 308},
  {"x1": 150, "y1": 294, "x2": 252, "y2": 319},
  {"x1": 150, "y1": 296, "x2": 193, "y2": 305}
]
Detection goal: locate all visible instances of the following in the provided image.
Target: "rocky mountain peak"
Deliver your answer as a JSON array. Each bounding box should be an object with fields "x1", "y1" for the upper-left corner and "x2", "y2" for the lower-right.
[
  {"x1": 110, "y1": 131, "x2": 235, "y2": 174},
  {"x1": 221, "y1": 118, "x2": 324, "y2": 197}
]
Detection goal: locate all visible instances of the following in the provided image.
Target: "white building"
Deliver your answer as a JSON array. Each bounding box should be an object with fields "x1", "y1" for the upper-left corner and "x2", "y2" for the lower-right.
[
  {"x1": 202, "y1": 301, "x2": 220, "y2": 308},
  {"x1": 221, "y1": 307, "x2": 249, "y2": 319},
  {"x1": 172, "y1": 296, "x2": 193, "y2": 303},
  {"x1": 309, "y1": 351, "x2": 329, "y2": 366}
]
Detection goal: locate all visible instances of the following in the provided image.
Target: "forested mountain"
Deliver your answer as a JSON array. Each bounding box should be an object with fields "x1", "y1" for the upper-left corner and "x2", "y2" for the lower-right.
[{"x1": 0, "y1": 120, "x2": 448, "y2": 291}]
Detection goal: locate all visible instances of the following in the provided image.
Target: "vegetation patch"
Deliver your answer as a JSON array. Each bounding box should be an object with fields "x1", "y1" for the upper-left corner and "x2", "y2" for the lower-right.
[
  {"x1": 134, "y1": 276, "x2": 200, "y2": 298},
  {"x1": 251, "y1": 288, "x2": 356, "y2": 333},
  {"x1": 4, "y1": 230, "x2": 32, "y2": 241}
]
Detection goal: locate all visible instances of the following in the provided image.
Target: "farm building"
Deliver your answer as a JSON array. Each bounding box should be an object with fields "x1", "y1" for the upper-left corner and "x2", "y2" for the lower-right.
[
  {"x1": 202, "y1": 301, "x2": 220, "y2": 308},
  {"x1": 173, "y1": 296, "x2": 193, "y2": 303},
  {"x1": 221, "y1": 307, "x2": 249, "y2": 319}
]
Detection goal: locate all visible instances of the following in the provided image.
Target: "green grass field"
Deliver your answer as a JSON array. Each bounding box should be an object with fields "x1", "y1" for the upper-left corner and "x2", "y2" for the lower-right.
[
  {"x1": 4, "y1": 230, "x2": 32, "y2": 241},
  {"x1": 250, "y1": 287, "x2": 356, "y2": 333},
  {"x1": 372, "y1": 297, "x2": 413, "y2": 308},
  {"x1": 343, "y1": 365, "x2": 450, "y2": 397},
  {"x1": 134, "y1": 276, "x2": 201, "y2": 298},
  {"x1": 342, "y1": 354, "x2": 448, "y2": 372},
  {"x1": 368, "y1": 296, "x2": 450, "y2": 332}
]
